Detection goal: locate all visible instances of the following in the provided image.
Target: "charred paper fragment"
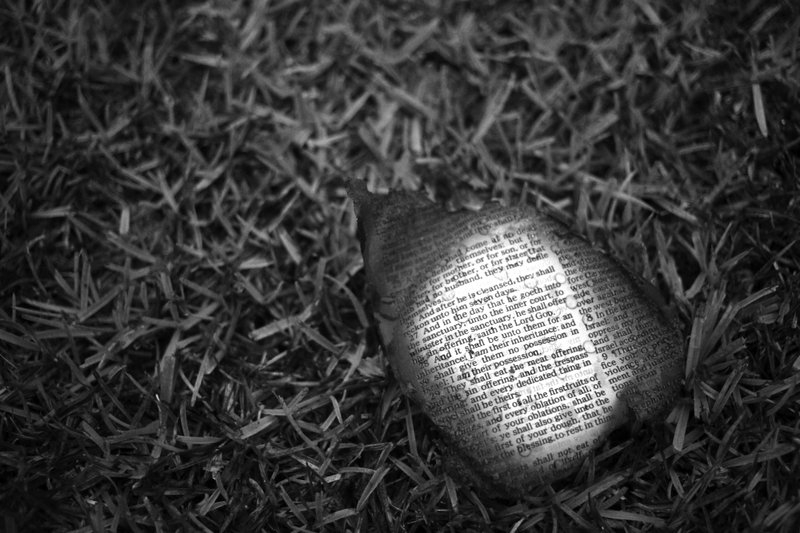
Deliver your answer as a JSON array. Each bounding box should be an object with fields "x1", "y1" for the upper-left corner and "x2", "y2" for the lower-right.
[{"x1": 349, "y1": 181, "x2": 684, "y2": 495}]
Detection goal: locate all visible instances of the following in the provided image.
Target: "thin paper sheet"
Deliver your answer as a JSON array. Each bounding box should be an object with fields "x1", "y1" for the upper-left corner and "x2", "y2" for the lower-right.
[{"x1": 350, "y1": 181, "x2": 683, "y2": 493}]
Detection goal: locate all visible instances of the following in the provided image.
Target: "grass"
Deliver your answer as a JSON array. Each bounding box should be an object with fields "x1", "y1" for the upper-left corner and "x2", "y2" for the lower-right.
[{"x1": 1, "y1": 0, "x2": 799, "y2": 531}]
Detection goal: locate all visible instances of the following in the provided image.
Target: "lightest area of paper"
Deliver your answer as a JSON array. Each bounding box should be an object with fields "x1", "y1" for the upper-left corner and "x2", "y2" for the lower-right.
[{"x1": 353, "y1": 185, "x2": 683, "y2": 493}]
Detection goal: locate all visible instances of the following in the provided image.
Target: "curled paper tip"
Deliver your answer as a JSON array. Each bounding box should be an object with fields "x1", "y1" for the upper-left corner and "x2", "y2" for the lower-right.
[
  {"x1": 349, "y1": 186, "x2": 684, "y2": 496},
  {"x1": 346, "y1": 179, "x2": 370, "y2": 214}
]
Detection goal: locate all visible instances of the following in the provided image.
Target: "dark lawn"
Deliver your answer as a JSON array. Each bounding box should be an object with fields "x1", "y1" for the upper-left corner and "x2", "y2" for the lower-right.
[{"x1": 1, "y1": 1, "x2": 799, "y2": 531}]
